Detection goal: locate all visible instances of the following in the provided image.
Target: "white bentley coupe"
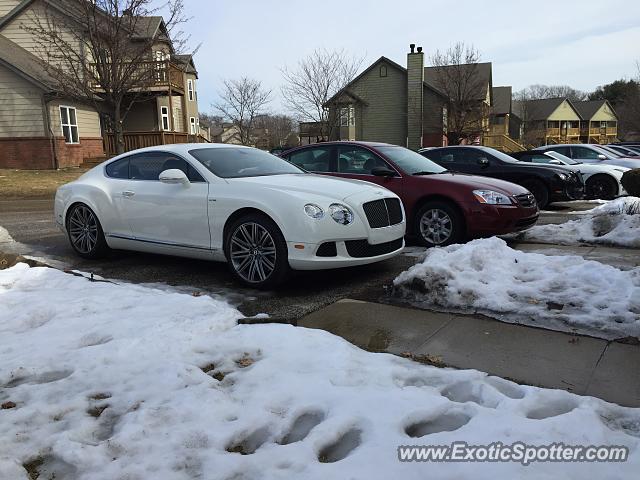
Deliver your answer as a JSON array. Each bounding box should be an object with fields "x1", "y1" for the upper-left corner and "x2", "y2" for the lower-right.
[{"x1": 55, "y1": 144, "x2": 406, "y2": 288}]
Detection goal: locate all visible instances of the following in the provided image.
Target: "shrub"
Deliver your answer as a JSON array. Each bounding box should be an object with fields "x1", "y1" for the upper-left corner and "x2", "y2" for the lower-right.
[{"x1": 620, "y1": 169, "x2": 640, "y2": 198}]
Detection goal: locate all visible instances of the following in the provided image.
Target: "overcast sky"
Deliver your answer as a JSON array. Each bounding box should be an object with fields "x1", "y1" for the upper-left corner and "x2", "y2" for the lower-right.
[{"x1": 186, "y1": 0, "x2": 640, "y2": 116}]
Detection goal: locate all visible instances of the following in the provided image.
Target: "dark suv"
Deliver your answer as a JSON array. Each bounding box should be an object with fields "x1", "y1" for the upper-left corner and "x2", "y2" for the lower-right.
[{"x1": 420, "y1": 146, "x2": 584, "y2": 208}]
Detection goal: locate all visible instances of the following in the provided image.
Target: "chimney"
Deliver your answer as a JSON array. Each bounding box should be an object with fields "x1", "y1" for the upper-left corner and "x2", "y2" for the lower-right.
[{"x1": 407, "y1": 44, "x2": 424, "y2": 150}]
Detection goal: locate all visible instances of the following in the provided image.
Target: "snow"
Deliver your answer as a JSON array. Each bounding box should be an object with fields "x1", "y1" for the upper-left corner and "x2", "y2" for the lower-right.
[
  {"x1": 393, "y1": 237, "x2": 640, "y2": 339},
  {"x1": 1, "y1": 263, "x2": 640, "y2": 479},
  {"x1": 519, "y1": 197, "x2": 640, "y2": 248}
]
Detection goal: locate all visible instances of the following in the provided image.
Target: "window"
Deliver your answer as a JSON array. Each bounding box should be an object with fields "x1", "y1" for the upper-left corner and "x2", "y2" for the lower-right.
[
  {"x1": 160, "y1": 106, "x2": 170, "y2": 131},
  {"x1": 188, "y1": 79, "x2": 194, "y2": 101},
  {"x1": 337, "y1": 146, "x2": 389, "y2": 174},
  {"x1": 59, "y1": 106, "x2": 79, "y2": 144},
  {"x1": 571, "y1": 146, "x2": 603, "y2": 160},
  {"x1": 190, "y1": 148, "x2": 304, "y2": 178},
  {"x1": 190, "y1": 117, "x2": 196, "y2": 134},
  {"x1": 105, "y1": 158, "x2": 129, "y2": 179},
  {"x1": 379, "y1": 65, "x2": 387, "y2": 77},
  {"x1": 548, "y1": 146, "x2": 571, "y2": 157},
  {"x1": 287, "y1": 147, "x2": 332, "y2": 172},
  {"x1": 377, "y1": 146, "x2": 445, "y2": 174},
  {"x1": 155, "y1": 51, "x2": 167, "y2": 82},
  {"x1": 128, "y1": 152, "x2": 206, "y2": 182},
  {"x1": 339, "y1": 106, "x2": 355, "y2": 127}
]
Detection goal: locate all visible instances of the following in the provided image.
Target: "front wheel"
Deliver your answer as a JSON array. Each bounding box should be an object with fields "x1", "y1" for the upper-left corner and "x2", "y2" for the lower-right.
[
  {"x1": 586, "y1": 175, "x2": 617, "y2": 200},
  {"x1": 66, "y1": 203, "x2": 110, "y2": 259},
  {"x1": 521, "y1": 179, "x2": 549, "y2": 209},
  {"x1": 415, "y1": 201, "x2": 464, "y2": 248},
  {"x1": 224, "y1": 213, "x2": 290, "y2": 289}
]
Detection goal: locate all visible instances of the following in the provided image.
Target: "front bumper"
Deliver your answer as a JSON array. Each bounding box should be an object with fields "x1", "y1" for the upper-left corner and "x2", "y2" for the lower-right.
[{"x1": 464, "y1": 203, "x2": 539, "y2": 237}]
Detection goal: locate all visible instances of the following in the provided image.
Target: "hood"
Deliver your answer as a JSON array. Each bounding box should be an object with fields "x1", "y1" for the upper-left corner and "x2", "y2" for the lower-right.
[
  {"x1": 226, "y1": 173, "x2": 384, "y2": 201},
  {"x1": 427, "y1": 172, "x2": 530, "y2": 195},
  {"x1": 508, "y1": 161, "x2": 574, "y2": 175}
]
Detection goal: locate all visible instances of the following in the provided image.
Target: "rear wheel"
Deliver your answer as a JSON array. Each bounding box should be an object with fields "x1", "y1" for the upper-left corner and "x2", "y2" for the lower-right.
[
  {"x1": 66, "y1": 203, "x2": 109, "y2": 259},
  {"x1": 415, "y1": 201, "x2": 464, "y2": 248},
  {"x1": 521, "y1": 179, "x2": 549, "y2": 209},
  {"x1": 586, "y1": 174, "x2": 617, "y2": 200},
  {"x1": 224, "y1": 213, "x2": 290, "y2": 289}
]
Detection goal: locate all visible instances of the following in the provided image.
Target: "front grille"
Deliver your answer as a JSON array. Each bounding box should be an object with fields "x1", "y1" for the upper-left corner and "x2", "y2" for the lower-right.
[
  {"x1": 316, "y1": 242, "x2": 337, "y2": 257},
  {"x1": 515, "y1": 193, "x2": 536, "y2": 208},
  {"x1": 345, "y1": 237, "x2": 403, "y2": 258},
  {"x1": 515, "y1": 215, "x2": 539, "y2": 229},
  {"x1": 565, "y1": 173, "x2": 585, "y2": 200},
  {"x1": 362, "y1": 198, "x2": 403, "y2": 228}
]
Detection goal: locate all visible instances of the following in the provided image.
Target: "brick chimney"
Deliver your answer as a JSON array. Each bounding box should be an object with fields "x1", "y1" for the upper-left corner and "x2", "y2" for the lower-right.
[{"x1": 407, "y1": 44, "x2": 424, "y2": 150}]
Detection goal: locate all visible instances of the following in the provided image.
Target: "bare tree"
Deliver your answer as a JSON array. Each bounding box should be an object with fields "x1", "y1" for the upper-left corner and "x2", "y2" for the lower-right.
[
  {"x1": 515, "y1": 84, "x2": 588, "y2": 102},
  {"x1": 281, "y1": 49, "x2": 363, "y2": 139},
  {"x1": 214, "y1": 78, "x2": 272, "y2": 146},
  {"x1": 253, "y1": 114, "x2": 296, "y2": 149},
  {"x1": 429, "y1": 42, "x2": 488, "y2": 145},
  {"x1": 24, "y1": 0, "x2": 190, "y2": 154}
]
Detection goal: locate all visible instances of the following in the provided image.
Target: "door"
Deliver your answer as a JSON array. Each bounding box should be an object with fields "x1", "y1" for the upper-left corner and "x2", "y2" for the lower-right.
[
  {"x1": 332, "y1": 145, "x2": 403, "y2": 197},
  {"x1": 122, "y1": 151, "x2": 211, "y2": 250}
]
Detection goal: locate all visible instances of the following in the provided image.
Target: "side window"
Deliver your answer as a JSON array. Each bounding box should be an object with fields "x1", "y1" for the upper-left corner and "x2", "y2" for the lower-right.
[
  {"x1": 458, "y1": 148, "x2": 489, "y2": 165},
  {"x1": 128, "y1": 152, "x2": 205, "y2": 182},
  {"x1": 420, "y1": 149, "x2": 441, "y2": 162},
  {"x1": 105, "y1": 158, "x2": 129, "y2": 179},
  {"x1": 530, "y1": 155, "x2": 552, "y2": 164},
  {"x1": 337, "y1": 146, "x2": 389, "y2": 174},
  {"x1": 549, "y1": 146, "x2": 571, "y2": 157},
  {"x1": 288, "y1": 147, "x2": 331, "y2": 172},
  {"x1": 572, "y1": 147, "x2": 602, "y2": 160}
]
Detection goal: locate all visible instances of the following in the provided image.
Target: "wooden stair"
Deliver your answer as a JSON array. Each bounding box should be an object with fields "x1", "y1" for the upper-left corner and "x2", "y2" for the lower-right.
[
  {"x1": 80, "y1": 156, "x2": 109, "y2": 169},
  {"x1": 483, "y1": 134, "x2": 526, "y2": 153}
]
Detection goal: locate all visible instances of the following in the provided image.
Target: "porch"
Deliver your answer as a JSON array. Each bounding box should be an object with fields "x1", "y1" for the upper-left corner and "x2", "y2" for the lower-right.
[{"x1": 102, "y1": 131, "x2": 210, "y2": 157}]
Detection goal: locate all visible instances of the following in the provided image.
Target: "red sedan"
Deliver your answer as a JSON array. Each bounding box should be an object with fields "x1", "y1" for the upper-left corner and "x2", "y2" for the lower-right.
[{"x1": 281, "y1": 141, "x2": 539, "y2": 247}]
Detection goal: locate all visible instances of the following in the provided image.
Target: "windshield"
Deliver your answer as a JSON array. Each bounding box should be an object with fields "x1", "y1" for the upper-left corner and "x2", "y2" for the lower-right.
[
  {"x1": 377, "y1": 146, "x2": 446, "y2": 174},
  {"x1": 544, "y1": 150, "x2": 580, "y2": 165},
  {"x1": 593, "y1": 145, "x2": 621, "y2": 158},
  {"x1": 189, "y1": 147, "x2": 305, "y2": 178}
]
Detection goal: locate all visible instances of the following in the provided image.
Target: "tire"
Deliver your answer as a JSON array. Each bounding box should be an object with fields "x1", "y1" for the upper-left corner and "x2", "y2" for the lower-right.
[
  {"x1": 586, "y1": 174, "x2": 618, "y2": 200},
  {"x1": 415, "y1": 201, "x2": 464, "y2": 248},
  {"x1": 521, "y1": 179, "x2": 550, "y2": 209},
  {"x1": 66, "y1": 203, "x2": 110, "y2": 259},
  {"x1": 224, "y1": 213, "x2": 290, "y2": 289}
]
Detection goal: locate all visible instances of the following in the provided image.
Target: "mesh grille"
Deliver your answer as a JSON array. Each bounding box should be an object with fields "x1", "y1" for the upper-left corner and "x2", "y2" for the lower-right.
[
  {"x1": 345, "y1": 238, "x2": 403, "y2": 258},
  {"x1": 316, "y1": 242, "x2": 337, "y2": 257},
  {"x1": 362, "y1": 198, "x2": 403, "y2": 228},
  {"x1": 515, "y1": 193, "x2": 536, "y2": 208}
]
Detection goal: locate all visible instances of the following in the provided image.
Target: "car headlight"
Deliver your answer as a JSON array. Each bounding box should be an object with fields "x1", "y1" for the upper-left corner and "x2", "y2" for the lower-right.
[
  {"x1": 328, "y1": 203, "x2": 354, "y2": 225},
  {"x1": 304, "y1": 203, "x2": 324, "y2": 219},
  {"x1": 557, "y1": 173, "x2": 568, "y2": 180},
  {"x1": 472, "y1": 190, "x2": 513, "y2": 205}
]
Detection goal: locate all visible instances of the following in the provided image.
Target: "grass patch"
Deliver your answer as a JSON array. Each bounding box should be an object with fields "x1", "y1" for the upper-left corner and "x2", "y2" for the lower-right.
[{"x1": 0, "y1": 168, "x2": 87, "y2": 200}]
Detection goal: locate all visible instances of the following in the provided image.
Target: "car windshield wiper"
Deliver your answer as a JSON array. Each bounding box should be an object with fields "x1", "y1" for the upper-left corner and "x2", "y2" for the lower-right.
[{"x1": 412, "y1": 171, "x2": 438, "y2": 175}]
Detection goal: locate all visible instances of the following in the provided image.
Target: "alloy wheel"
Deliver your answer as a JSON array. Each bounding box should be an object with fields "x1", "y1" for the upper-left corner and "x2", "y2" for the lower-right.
[
  {"x1": 588, "y1": 177, "x2": 615, "y2": 200},
  {"x1": 230, "y1": 222, "x2": 277, "y2": 284},
  {"x1": 69, "y1": 205, "x2": 99, "y2": 254},
  {"x1": 419, "y1": 209, "x2": 453, "y2": 245}
]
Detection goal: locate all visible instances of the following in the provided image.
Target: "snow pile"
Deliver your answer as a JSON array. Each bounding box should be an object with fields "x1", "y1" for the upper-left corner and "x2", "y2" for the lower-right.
[
  {"x1": 393, "y1": 237, "x2": 640, "y2": 339},
  {"x1": 1, "y1": 264, "x2": 640, "y2": 479},
  {"x1": 519, "y1": 197, "x2": 640, "y2": 247}
]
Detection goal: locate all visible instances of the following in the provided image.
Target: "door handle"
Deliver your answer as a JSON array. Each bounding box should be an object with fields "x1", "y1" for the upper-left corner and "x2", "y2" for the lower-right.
[{"x1": 122, "y1": 191, "x2": 135, "y2": 197}]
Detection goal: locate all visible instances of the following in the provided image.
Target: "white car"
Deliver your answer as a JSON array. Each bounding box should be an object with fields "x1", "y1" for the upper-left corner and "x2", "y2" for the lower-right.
[
  {"x1": 513, "y1": 150, "x2": 628, "y2": 199},
  {"x1": 534, "y1": 144, "x2": 640, "y2": 170},
  {"x1": 54, "y1": 144, "x2": 406, "y2": 288}
]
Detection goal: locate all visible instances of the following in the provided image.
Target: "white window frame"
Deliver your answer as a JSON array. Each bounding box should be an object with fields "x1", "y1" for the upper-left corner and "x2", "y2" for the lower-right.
[
  {"x1": 188, "y1": 79, "x2": 194, "y2": 101},
  {"x1": 59, "y1": 106, "x2": 79, "y2": 144},
  {"x1": 340, "y1": 108, "x2": 349, "y2": 127},
  {"x1": 190, "y1": 117, "x2": 196, "y2": 134},
  {"x1": 160, "y1": 106, "x2": 170, "y2": 131}
]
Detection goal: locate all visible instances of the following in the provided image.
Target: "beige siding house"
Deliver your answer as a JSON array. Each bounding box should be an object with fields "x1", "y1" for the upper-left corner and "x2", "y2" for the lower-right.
[
  {"x1": 574, "y1": 100, "x2": 618, "y2": 144},
  {"x1": 0, "y1": 0, "x2": 206, "y2": 169}
]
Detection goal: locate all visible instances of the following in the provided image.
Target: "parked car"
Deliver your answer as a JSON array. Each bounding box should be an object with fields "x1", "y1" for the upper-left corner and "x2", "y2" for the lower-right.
[
  {"x1": 419, "y1": 146, "x2": 584, "y2": 209},
  {"x1": 534, "y1": 144, "x2": 640, "y2": 170},
  {"x1": 509, "y1": 150, "x2": 628, "y2": 199},
  {"x1": 54, "y1": 144, "x2": 407, "y2": 289},
  {"x1": 604, "y1": 144, "x2": 640, "y2": 157},
  {"x1": 280, "y1": 141, "x2": 539, "y2": 247}
]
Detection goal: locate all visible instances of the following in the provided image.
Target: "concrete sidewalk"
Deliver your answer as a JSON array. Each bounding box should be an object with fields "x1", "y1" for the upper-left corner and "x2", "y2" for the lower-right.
[{"x1": 299, "y1": 299, "x2": 640, "y2": 407}]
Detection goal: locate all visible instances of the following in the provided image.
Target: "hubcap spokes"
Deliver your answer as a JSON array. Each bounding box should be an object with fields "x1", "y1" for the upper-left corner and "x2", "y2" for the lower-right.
[
  {"x1": 420, "y1": 209, "x2": 453, "y2": 245},
  {"x1": 69, "y1": 206, "x2": 98, "y2": 254},
  {"x1": 230, "y1": 222, "x2": 276, "y2": 283}
]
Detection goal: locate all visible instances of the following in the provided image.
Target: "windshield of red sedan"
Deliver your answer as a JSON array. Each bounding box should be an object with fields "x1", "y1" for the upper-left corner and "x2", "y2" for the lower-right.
[
  {"x1": 189, "y1": 147, "x2": 305, "y2": 178},
  {"x1": 377, "y1": 146, "x2": 447, "y2": 174}
]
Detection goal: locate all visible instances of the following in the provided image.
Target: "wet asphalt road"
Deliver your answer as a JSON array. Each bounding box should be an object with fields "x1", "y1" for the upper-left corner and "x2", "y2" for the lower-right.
[{"x1": 0, "y1": 198, "x2": 593, "y2": 320}]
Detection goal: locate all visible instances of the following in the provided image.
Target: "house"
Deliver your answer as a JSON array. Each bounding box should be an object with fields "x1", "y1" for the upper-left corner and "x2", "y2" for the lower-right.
[
  {"x1": 325, "y1": 45, "x2": 449, "y2": 150},
  {"x1": 484, "y1": 86, "x2": 524, "y2": 152},
  {"x1": 573, "y1": 100, "x2": 618, "y2": 144},
  {"x1": 513, "y1": 98, "x2": 582, "y2": 147},
  {"x1": 0, "y1": 0, "x2": 206, "y2": 169}
]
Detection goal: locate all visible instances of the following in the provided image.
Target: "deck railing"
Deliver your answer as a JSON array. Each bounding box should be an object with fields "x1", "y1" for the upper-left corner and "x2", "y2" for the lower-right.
[{"x1": 104, "y1": 131, "x2": 210, "y2": 156}]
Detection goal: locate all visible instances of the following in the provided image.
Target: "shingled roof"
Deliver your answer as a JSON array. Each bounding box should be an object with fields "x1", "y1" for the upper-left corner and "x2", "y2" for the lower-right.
[
  {"x1": 573, "y1": 100, "x2": 611, "y2": 120},
  {"x1": 0, "y1": 34, "x2": 57, "y2": 90},
  {"x1": 512, "y1": 97, "x2": 574, "y2": 121},
  {"x1": 423, "y1": 62, "x2": 492, "y2": 101},
  {"x1": 492, "y1": 86, "x2": 512, "y2": 115}
]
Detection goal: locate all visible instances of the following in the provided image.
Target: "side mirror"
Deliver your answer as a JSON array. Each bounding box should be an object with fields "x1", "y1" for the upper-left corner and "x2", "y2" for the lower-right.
[
  {"x1": 597, "y1": 154, "x2": 607, "y2": 161},
  {"x1": 478, "y1": 157, "x2": 490, "y2": 167},
  {"x1": 159, "y1": 168, "x2": 189, "y2": 185},
  {"x1": 371, "y1": 166, "x2": 397, "y2": 177}
]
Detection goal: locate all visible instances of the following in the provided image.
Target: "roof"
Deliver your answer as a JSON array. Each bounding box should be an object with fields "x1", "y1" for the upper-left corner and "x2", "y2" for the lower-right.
[
  {"x1": 131, "y1": 16, "x2": 163, "y2": 39},
  {"x1": 424, "y1": 62, "x2": 492, "y2": 101},
  {"x1": 324, "y1": 56, "x2": 446, "y2": 106},
  {"x1": 492, "y1": 86, "x2": 512, "y2": 115},
  {"x1": 573, "y1": 100, "x2": 616, "y2": 120},
  {"x1": 0, "y1": 34, "x2": 56, "y2": 90},
  {"x1": 512, "y1": 97, "x2": 571, "y2": 121},
  {"x1": 172, "y1": 54, "x2": 197, "y2": 75}
]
